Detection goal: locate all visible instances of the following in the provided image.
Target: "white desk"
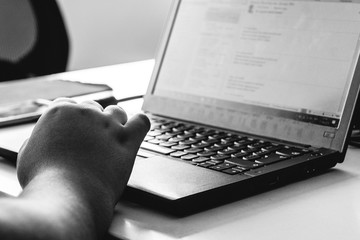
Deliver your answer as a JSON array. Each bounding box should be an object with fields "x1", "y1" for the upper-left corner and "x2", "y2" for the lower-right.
[{"x1": 1, "y1": 61, "x2": 360, "y2": 240}]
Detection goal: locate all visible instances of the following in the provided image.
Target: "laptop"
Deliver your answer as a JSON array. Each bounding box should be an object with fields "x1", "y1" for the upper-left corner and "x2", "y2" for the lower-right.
[
  {"x1": 125, "y1": 0, "x2": 360, "y2": 214},
  {"x1": 2, "y1": 0, "x2": 360, "y2": 215}
]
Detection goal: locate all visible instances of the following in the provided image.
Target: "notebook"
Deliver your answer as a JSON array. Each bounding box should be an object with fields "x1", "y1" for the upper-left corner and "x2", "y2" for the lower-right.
[
  {"x1": 1, "y1": 0, "x2": 360, "y2": 215},
  {"x1": 0, "y1": 79, "x2": 114, "y2": 128}
]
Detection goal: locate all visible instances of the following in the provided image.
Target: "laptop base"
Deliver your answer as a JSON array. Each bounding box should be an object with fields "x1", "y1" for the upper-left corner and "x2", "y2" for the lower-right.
[{"x1": 123, "y1": 151, "x2": 339, "y2": 216}]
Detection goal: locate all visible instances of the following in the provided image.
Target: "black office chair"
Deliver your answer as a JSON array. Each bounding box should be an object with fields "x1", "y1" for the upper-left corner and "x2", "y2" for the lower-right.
[{"x1": 0, "y1": 0, "x2": 69, "y2": 82}]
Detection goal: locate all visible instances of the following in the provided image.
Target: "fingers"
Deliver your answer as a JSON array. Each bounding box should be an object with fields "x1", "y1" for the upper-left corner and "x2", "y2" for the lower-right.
[
  {"x1": 49, "y1": 99, "x2": 140, "y2": 133},
  {"x1": 81, "y1": 100, "x2": 104, "y2": 112},
  {"x1": 18, "y1": 138, "x2": 29, "y2": 156},
  {"x1": 104, "y1": 105, "x2": 128, "y2": 125},
  {"x1": 52, "y1": 97, "x2": 77, "y2": 105},
  {"x1": 51, "y1": 98, "x2": 104, "y2": 111},
  {"x1": 124, "y1": 113, "x2": 150, "y2": 145}
]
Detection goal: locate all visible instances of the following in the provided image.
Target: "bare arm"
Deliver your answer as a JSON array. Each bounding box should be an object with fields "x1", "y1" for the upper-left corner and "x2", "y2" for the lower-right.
[{"x1": 0, "y1": 99, "x2": 150, "y2": 240}]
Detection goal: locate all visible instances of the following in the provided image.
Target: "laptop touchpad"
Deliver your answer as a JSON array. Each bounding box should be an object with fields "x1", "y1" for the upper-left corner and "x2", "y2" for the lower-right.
[{"x1": 127, "y1": 156, "x2": 248, "y2": 200}]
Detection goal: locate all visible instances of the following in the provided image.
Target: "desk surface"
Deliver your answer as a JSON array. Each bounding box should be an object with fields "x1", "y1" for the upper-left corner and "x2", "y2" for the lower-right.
[{"x1": 1, "y1": 61, "x2": 360, "y2": 240}]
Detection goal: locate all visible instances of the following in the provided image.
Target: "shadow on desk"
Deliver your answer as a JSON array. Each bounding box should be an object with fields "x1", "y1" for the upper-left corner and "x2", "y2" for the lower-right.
[{"x1": 112, "y1": 167, "x2": 356, "y2": 239}]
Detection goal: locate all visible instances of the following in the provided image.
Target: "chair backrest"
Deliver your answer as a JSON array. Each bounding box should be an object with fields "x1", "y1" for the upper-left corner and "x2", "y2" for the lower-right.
[{"x1": 0, "y1": 0, "x2": 69, "y2": 81}]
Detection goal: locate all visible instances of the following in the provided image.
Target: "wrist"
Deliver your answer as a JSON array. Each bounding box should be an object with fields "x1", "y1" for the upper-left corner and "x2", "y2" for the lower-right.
[{"x1": 19, "y1": 166, "x2": 115, "y2": 239}]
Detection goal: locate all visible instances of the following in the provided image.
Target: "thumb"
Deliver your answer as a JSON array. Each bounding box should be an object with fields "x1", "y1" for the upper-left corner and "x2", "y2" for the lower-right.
[
  {"x1": 124, "y1": 113, "x2": 150, "y2": 147},
  {"x1": 17, "y1": 138, "x2": 30, "y2": 163}
]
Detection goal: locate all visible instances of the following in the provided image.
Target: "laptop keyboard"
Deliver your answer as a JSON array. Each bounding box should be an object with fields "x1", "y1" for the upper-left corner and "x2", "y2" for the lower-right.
[{"x1": 140, "y1": 117, "x2": 312, "y2": 176}]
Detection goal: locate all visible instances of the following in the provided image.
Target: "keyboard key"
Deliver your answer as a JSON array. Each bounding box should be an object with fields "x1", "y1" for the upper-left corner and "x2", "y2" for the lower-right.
[
  {"x1": 251, "y1": 149, "x2": 269, "y2": 157},
  {"x1": 232, "y1": 151, "x2": 250, "y2": 158},
  {"x1": 198, "y1": 163, "x2": 213, "y2": 168},
  {"x1": 150, "y1": 123, "x2": 162, "y2": 130},
  {"x1": 222, "y1": 168, "x2": 243, "y2": 175},
  {"x1": 190, "y1": 136, "x2": 207, "y2": 142},
  {"x1": 209, "y1": 159, "x2": 224, "y2": 164},
  {"x1": 184, "y1": 128, "x2": 204, "y2": 135},
  {"x1": 210, "y1": 154, "x2": 230, "y2": 161},
  {"x1": 241, "y1": 148, "x2": 260, "y2": 155},
  {"x1": 232, "y1": 166, "x2": 247, "y2": 172},
  {"x1": 161, "y1": 122, "x2": 177, "y2": 128},
  {"x1": 192, "y1": 142, "x2": 211, "y2": 148},
  {"x1": 141, "y1": 142, "x2": 176, "y2": 155},
  {"x1": 203, "y1": 138, "x2": 220, "y2": 145},
  {"x1": 247, "y1": 141, "x2": 269, "y2": 149},
  {"x1": 177, "y1": 133, "x2": 195, "y2": 139},
  {"x1": 255, "y1": 153, "x2": 289, "y2": 164},
  {"x1": 147, "y1": 130, "x2": 164, "y2": 137},
  {"x1": 170, "y1": 151, "x2": 188, "y2": 158},
  {"x1": 192, "y1": 157, "x2": 210, "y2": 163},
  {"x1": 209, "y1": 133, "x2": 228, "y2": 140},
  {"x1": 171, "y1": 144, "x2": 191, "y2": 150},
  {"x1": 181, "y1": 154, "x2": 199, "y2": 161},
  {"x1": 184, "y1": 148, "x2": 203, "y2": 154},
  {"x1": 196, "y1": 130, "x2": 217, "y2": 137},
  {"x1": 159, "y1": 142, "x2": 178, "y2": 147},
  {"x1": 147, "y1": 139, "x2": 164, "y2": 145},
  {"x1": 168, "y1": 137, "x2": 184, "y2": 143},
  {"x1": 221, "y1": 135, "x2": 239, "y2": 142},
  {"x1": 144, "y1": 136, "x2": 154, "y2": 141},
  {"x1": 198, "y1": 161, "x2": 218, "y2": 168},
  {"x1": 218, "y1": 148, "x2": 240, "y2": 155},
  {"x1": 225, "y1": 158, "x2": 264, "y2": 169},
  {"x1": 214, "y1": 142, "x2": 234, "y2": 148},
  {"x1": 204, "y1": 145, "x2": 224, "y2": 152},
  {"x1": 197, "y1": 151, "x2": 216, "y2": 157},
  {"x1": 160, "y1": 122, "x2": 177, "y2": 130},
  {"x1": 172, "y1": 125, "x2": 192, "y2": 132},
  {"x1": 210, "y1": 162, "x2": 237, "y2": 171},
  {"x1": 276, "y1": 147, "x2": 304, "y2": 156},
  {"x1": 234, "y1": 139, "x2": 254, "y2": 146},
  {"x1": 173, "y1": 134, "x2": 188, "y2": 140},
  {"x1": 156, "y1": 134, "x2": 173, "y2": 141},
  {"x1": 243, "y1": 147, "x2": 260, "y2": 154},
  {"x1": 243, "y1": 154, "x2": 261, "y2": 161},
  {"x1": 261, "y1": 144, "x2": 284, "y2": 152},
  {"x1": 179, "y1": 139, "x2": 199, "y2": 145},
  {"x1": 228, "y1": 145, "x2": 247, "y2": 151}
]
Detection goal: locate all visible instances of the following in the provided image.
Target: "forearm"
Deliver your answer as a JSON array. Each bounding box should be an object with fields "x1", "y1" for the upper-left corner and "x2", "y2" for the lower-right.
[{"x1": 0, "y1": 167, "x2": 115, "y2": 240}]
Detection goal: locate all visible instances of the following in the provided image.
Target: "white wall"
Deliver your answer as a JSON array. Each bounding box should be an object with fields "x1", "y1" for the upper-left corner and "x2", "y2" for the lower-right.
[{"x1": 57, "y1": 0, "x2": 173, "y2": 71}]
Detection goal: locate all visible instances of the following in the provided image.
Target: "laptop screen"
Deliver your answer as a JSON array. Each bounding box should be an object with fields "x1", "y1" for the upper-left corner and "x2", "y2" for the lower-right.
[{"x1": 144, "y1": 0, "x2": 360, "y2": 151}]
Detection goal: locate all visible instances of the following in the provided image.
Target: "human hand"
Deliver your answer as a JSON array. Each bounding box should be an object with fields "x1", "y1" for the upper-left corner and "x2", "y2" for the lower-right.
[{"x1": 17, "y1": 98, "x2": 150, "y2": 205}]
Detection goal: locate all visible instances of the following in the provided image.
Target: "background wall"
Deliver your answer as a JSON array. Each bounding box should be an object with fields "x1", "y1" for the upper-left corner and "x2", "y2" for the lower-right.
[{"x1": 57, "y1": 0, "x2": 173, "y2": 71}]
